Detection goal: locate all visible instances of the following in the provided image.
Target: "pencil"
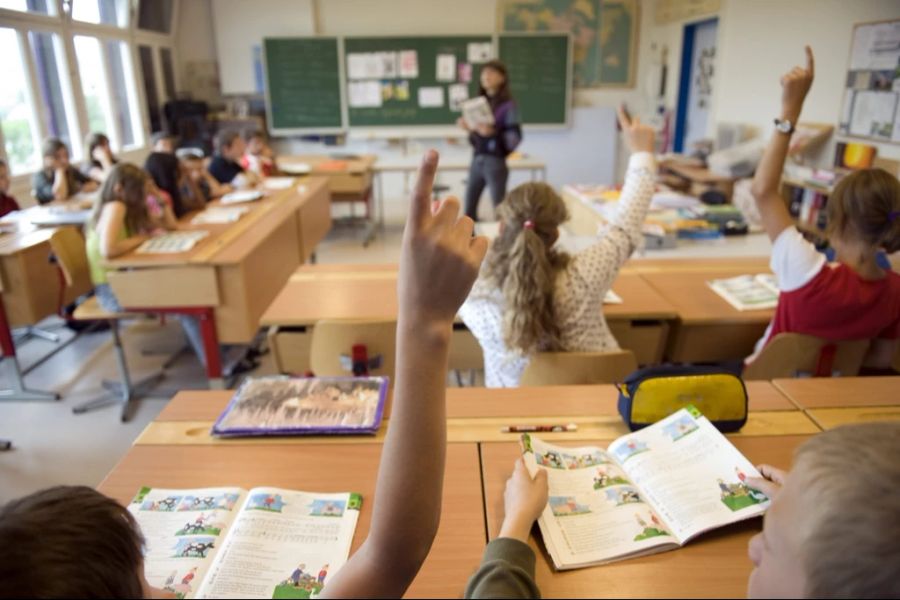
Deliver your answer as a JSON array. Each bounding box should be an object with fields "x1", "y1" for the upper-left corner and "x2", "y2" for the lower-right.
[{"x1": 501, "y1": 424, "x2": 578, "y2": 433}]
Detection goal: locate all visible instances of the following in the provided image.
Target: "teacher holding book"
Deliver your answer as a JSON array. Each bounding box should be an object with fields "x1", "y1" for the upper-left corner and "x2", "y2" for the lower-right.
[{"x1": 457, "y1": 60, "x2": 523, "y2": 221}]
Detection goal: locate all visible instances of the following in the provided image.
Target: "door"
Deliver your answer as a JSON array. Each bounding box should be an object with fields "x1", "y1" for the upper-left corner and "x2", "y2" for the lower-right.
[{"x1": 674, "y1": 18, "x2": 718, "y2": 153}]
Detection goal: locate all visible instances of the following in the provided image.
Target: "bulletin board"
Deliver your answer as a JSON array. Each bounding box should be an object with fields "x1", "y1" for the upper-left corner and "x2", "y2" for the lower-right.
[{"x1": 838, "y1": 19, "x2": 900, "y2": 144}]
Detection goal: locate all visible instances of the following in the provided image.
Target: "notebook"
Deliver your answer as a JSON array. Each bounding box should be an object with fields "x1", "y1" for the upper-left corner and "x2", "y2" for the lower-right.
[
  {"x1": 524, "y1": 407, "x2": 770, "y2": 570},
  {"x1": 212, "y1": 376, "x2": 389, "y2": 437},
  {"x1": 261, "y1": 177, "x2": 296, "y2": 190},
  {"x1": 136, "y1": 230, "x2": 210, "y2": 254},
  {"x1": 708, "y1": 274, "x2": 779, "y2": 311},
  {"x1": 130, "y1": 486, "x2": 360, "y2": 599}
]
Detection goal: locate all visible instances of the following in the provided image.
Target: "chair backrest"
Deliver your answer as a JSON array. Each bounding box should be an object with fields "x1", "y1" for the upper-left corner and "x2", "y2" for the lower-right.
[
  {"x1": 309, "y1": 319, "x2": 397, "y2": 379},
  {"x1": 743, "y1": 333, "x2": 870, "y2": 380},
  {"x1": 520, "y1": 350, "x2": 638, "y2": 386},
  {"x1": 48, "y1": 227, "x2": 92, "y2": 290}
]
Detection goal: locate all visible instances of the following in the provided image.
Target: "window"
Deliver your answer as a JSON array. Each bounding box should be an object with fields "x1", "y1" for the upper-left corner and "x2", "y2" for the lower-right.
[
  {"x1": 0, "y1": 0, "x2": 55, "y2": 16},
  {"x1": 29, "y1": 30, "x2": 81, "y2": 158},
  {"x1": 106, "y1": 40, "x2": 141, "y2": 148},
  {"x1": 160, "y1": 46, "x2": 176, "y2": 98},
  {"x1": 71, "y1": 0, "x2": 128, "y2": 27},
  {"x1": 139, "y1": 44, "x2": 161, "y2": 133},
  {"x1": 0, "y1": 28, "x2": 41, "y2": 174},
  {"x1": 137, "y1": 0, "x2": 173, "y2": 34},
  {"x1": 74, "y1": 35, "x2": 114, "y2": 141}
]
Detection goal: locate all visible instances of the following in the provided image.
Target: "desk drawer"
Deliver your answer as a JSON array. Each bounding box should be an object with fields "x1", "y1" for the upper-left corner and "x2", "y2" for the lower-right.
[{"x1": 108, "y1": 267, "x2": 219, "y2": 308}]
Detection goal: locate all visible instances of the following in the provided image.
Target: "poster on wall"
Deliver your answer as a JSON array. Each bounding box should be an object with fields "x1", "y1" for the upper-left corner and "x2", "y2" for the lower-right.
[
  {"x1": 839, "y1": 19, "x2": 900, "y2": 144},
  {"x1": 497, "y1": 0, "x2": 638, "y2": 88}
]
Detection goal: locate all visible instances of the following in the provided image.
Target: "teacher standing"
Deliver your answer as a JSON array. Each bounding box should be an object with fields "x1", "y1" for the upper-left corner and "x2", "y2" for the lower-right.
[{"x1": 457, "y1": 60, "x2": 523, "y2": 221}]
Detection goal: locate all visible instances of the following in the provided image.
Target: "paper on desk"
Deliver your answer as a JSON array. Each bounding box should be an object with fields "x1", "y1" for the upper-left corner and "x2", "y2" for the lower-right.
[
  {"x1": 399, "y1": 50, "x2": 418, "y2": 78},
  {"x1": 418, "y1": 86, "x2": 445, "y2": 108},
  {"x1": 467, "y1": 42, "x2": 492, "y2": 64},
  {"x1": 136, "y1": 230, "x2": 209, "y2": 254},
  {"x1": 191, "y1": 207, "x2": 249, "y2": 225},
  {"x1": 349, "y1": 80, "x2": 382, "y2": 108},
  {"x1": 262, "y1": 177, "x2": 295, "y2": 190},
  {"x1": 220, "y1": 190, "x2": 263, "y2": 204},
  {"x1": 279, "y1": 162, "x2": 311, "y2": 175},
  {"x1": 603, "y1": 290, "x2": 623, "y2": 305},
  {"x1": 436, "y1": 53, "x2": 456, "y2": 82}
]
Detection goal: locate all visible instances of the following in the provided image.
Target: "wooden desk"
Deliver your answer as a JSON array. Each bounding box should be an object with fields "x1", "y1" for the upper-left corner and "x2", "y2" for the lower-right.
[
  {"x1": 642, "y1": 269, "x2": 774, "y2": 362},
  {"x1": 98, "y1": 442, "x2": 486, "y2": 599},
  {"x1": 138, "y1": 382, "x2": 817, "y2": 447},
  {"x1": 773, "y1": 377, "x2": 900, "y2": 430},
  {"x1": 279, "y1": 155, "x2": 376, "y2": 197},
  {"x1": 262, "y1": 265, "x2": 679, "y2": 371},
  {"x1": 620, "y1": 257, "x2": 771, "y2": 274},
  {"x1": 104, "y1": 179, "x2": 330, "y2": 385},
  {"x1": 480, "y1": 435, "x2": 812, "y2": 598}
]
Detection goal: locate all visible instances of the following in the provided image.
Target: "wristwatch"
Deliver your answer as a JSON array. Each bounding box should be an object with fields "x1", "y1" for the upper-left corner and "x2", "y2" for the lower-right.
[{"x1": 774, "y1": 118, "x2": 795, "y2": 135}]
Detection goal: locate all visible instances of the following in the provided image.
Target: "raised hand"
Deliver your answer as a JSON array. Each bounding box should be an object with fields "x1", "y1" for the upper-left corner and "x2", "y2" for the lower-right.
[
  {"x1": 617, "y1": 105, "x2": 655, "y2": 154},
  {"x1": 781, "y1": 45, "x2": 814, "y2": 122}
]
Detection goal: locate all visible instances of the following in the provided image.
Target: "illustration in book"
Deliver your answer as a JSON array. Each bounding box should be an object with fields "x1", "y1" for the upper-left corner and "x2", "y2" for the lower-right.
[{"x1": 549, "y1": 496, "x2": 591, "y2": 517}]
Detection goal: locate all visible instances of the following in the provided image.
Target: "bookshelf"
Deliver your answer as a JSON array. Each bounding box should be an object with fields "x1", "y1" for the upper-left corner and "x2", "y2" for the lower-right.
[{"x1": 780, "y1": 176, "x2": 834, "y2": 241}]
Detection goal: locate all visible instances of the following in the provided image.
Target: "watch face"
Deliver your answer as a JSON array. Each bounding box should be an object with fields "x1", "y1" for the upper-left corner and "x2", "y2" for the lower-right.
[{"x1": 776, "y1": 120, "x2": 792, "y2": 133}]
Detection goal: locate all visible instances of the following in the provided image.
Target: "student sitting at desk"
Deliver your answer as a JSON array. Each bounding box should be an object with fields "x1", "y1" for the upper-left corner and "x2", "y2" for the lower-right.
[
  {"x1": 32, "y1": 138, "x2": 98, "y2": 204},
  {"x1": 179, "y1": 150, "x2": 232, "y2": 201},
  {"x1": 0, "y1": 149, "x2": 489, "y2": 599},
  {"x1": 82, "y1": 132, "x2": 118, "y2": 182},
  {"x1": 240, "y1": 128, "x2": 275, "y2": 178},
  {"x1": 748, "y1": 46, "x2": 900, "y2": 370},
  {"x1": 208, "y1": 129, "x2": 260, "y2": 189},
  {"x1": 144, "y1": 132, "x2": 204, "y2": 218},
  {"x1": 0, "y1": 159, "x2": 21, "y2": 218},
  {"x1": 459, "y1": 108, "x2": 656, "y2": 387}
]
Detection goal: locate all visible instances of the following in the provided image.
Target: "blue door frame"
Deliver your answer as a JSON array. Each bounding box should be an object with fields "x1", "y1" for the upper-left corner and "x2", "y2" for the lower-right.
[{"x1": 674, "y1": 17, "x2": 718, "y2": 153}]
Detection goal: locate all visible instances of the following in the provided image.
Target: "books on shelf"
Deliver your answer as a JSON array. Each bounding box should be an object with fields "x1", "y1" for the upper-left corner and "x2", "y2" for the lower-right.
[
  {"x1": 130, "y1": 486, "x2": 360, "y2": 599},
  {"x1": 708, "y1": 274, "x2": 779, "y2": 311},
  {"x1": 212, "y1": 376, "x2": 389, "y2": 437},
  {"x1": 523, "y1": 407, "x2": 770, "y2": 570}
]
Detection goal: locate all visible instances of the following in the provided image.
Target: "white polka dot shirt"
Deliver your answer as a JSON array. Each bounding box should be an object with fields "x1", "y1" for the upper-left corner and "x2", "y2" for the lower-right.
[{"x1": 459, "y1": 152, "x2": 657, "y2": 387}]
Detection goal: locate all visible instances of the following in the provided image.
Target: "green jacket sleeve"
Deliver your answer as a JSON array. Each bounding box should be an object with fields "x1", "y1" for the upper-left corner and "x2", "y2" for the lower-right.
[{"x1": 464, "y1": 538, "x2": 541, "y2": 599}]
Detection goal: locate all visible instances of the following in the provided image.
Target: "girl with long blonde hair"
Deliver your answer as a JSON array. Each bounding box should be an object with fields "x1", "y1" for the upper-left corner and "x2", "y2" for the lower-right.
[{"x1": 459, "y1": 108, "x2": 656, "y2": 386}]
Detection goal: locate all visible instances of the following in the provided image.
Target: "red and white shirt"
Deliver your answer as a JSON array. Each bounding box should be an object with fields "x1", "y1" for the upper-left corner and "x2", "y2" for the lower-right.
[{"x1": 751, "y1": 227, "x2": 900, "y2": 359}]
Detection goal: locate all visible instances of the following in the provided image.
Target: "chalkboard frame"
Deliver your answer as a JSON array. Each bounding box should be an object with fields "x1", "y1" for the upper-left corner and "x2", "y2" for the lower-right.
[
  {"x1": 263, "y1": 36, "x2": 347, "y2": 135},
  {"x1": 497, "y1": 31, "x2": 573, "y2": 129}
]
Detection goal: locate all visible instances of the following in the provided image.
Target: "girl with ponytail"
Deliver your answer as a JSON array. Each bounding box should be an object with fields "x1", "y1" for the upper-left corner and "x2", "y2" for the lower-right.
[{"x1": 459, "y1": 108, "x2": 657, "y2": 387}]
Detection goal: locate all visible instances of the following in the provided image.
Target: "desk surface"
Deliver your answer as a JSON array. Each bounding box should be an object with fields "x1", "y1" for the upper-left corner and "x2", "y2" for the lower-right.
[
  {"x1": 480, "y1": 434, "x2": 811, "y2": 598},
  {"x1": 773, "y1": 376, "x2": 900, "y2": 409},
  {"x1": 642, "y1": 269, "x2": 775, "y2": 325},
  {"x1": 262, "y1": 266, "x2": 678, "y2": 326},
  {"x1": 279, "y1": 154, "x2": 377, "y2": 174},
  {"x1": 373, "y1": 155, "x2": 546, "y2": 172},
  {"x1": 105, "y1": 178, "x2": 328, "y2": 269},
  {"x1": 97, "y1": 443, "x2": 485, "y2": 599}
]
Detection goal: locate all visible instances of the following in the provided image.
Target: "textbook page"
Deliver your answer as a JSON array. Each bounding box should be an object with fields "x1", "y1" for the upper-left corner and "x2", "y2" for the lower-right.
[
  {"x1": 610, "y1": 409, "x2": 770, "y2": 545},
  {"x1": 129, "y1": 487, "x2": 246, "y2": 599},
  {"x1": 196, "y1": 488, "x2": 361, "y2": 599},
  {"x1": 522, "y1": 436, "x2": 677, "y2": 569}
]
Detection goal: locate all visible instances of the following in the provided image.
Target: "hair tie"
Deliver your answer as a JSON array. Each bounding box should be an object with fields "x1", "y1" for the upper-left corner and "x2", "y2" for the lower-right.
[
  {"x1": 890, "y1": 210, "x2": 900, "y2": 223},
  {"x1": 523, "y1": 220, "x2": 535, "y2": 230}
]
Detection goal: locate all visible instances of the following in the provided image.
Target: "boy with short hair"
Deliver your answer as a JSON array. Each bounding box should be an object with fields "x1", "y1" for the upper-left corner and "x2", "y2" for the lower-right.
[
  {"x1": 208, "y1": 129, "x2": 259, "y2": 188},
  {"x1": 32, "y1": 138, "x2": 98, "y2": 204},
  {"x1": 0, "y1": 159, "x2": 21, "y2": 218},
  {"x1": 240, "y1": 128, "x2": 275, "y2": 177}
]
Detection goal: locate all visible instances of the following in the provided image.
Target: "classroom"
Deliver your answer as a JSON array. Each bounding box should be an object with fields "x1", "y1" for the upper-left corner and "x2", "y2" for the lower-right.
[{"x1": 0, "y1": 0, "x2": 898, "y2": 598}]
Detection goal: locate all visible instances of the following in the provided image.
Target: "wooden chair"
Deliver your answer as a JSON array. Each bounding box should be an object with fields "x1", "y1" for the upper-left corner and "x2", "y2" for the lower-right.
[
  {"x1": 520, "y1": 350, "x2": 638, "y2": 386},
  {"x1": 309, "y1": 319, "x2": 396, "y2": 379},
  {"x1": 742, "y1": 333, "x2": 870, "y2": 380},
  {"x1": 49, "y1": 228, "x2": 171, "y2": 422}
]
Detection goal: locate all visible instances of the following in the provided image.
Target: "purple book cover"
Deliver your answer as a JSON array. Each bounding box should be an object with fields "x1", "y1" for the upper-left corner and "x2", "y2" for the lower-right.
[{"x1": 211, "y1": 376, "x2": 389, "y2": 437}]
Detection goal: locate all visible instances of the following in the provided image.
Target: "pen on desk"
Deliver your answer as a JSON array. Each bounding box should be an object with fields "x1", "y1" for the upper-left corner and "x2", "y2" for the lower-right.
[{"x1": 501, "y1": 424, "x2": 578, "y2": 433}]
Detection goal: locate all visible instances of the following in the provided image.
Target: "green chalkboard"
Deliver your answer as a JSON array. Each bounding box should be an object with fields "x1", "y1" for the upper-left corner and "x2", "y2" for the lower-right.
[
  {"x1": 264, "y1": 37, "x2": 343, "y2": 133},
  {"x1": 344, "y1": 36, "x2": 492, "y2": 127},
  {"x1": 498, "y1": 33, "x2": 571, "y2": 126}
]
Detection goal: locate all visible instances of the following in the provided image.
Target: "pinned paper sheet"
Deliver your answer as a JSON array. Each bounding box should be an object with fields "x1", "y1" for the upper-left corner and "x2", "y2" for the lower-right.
[
  {"x1": 467, "y1": 42, "x2": 492, "y2": 64},
  {"x1": 379, "y1": 51, "x2": 398, "y2": 78},
  {"x1": 418, "y1": 86, "x2": 445, "y2": 108},
  {"x1": 399, "y1": 50, "x2": 418, "y2": 78},
  {"x1": 395, "y1": 80, "x2": 410, "y2": 101},
  {"x1": 349, "y1": 80, "x2": 382, "y2": 108},
  {"x1": 436, "y1": 54, "x2": 457, "y2": 82},
  {"x1": 849, "y1": 90, "x2": 897, "y2": 138},
  {"x1": 458, "y1": 63, "x2": 472, "y2": 83},
  {"x1": 347, "y1": 53, "x2": 367, "y2": 80},
  {"x1": 448, "y1": 84, "x2": 469, "y2": 111},
  {"x1": 381, "y1": 80, "x2": 394, "y2": 101}
]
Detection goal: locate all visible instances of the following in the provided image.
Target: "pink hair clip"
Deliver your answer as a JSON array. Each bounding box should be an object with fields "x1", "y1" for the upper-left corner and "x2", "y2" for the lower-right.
[{"x1": 523, "y1": 219, "x2": 535, "y2": 230}]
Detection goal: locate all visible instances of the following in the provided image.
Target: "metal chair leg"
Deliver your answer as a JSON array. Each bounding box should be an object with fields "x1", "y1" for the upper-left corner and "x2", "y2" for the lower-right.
[
  {"x1": 0, "y1": 358, "x2": 59, "y2": 402},
  {"x1": 13, "y1": 325, "x2": 62, "y2": 344}
]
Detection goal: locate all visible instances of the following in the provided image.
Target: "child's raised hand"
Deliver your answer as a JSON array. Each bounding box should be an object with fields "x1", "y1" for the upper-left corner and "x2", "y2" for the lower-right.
[
  {"x1": 780, "y1": 45, "x2": 814, "y2": 121},
  {"x1": 745, "y1": 464, "x2": 788, "y2": 499},
  {"x1": 617, "y1": 105, "x2": 655, "y2": 155},
  {"x1": 398, "y1": 150, "x2": 487, "y2": 331},
  {"x1": 498, "y1": 458, "x2": 549, "y2": 543}
]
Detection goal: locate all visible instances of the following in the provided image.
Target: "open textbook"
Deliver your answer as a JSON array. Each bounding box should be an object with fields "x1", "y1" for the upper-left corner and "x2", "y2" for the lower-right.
[
  {"x1": 523, "y1": 408, "x2": 770, "y2": 570},
  {"x1": 708, "y1": 274, "x2": 779, "y2": 311},
  {"x1": 461, "y1": 96, "x2": 495, "y2": 129},
  {"x1": 129, "y1": 486, "x2": 361, "y2": 599}
]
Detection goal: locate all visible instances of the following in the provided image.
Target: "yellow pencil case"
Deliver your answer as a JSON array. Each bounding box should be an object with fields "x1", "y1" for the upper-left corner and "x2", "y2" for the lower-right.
[{"x1": 617, "y1": 366, "x2": 748, "y2": 432}]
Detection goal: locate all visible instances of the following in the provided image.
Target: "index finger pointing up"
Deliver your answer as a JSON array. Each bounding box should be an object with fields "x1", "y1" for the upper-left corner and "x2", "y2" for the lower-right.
[
  {"x1": 410, "y1": 149, "x2": 439, "y2": 227},
  {"x1": 805, "y1": 44, "x2": 814, "y2": 78}
]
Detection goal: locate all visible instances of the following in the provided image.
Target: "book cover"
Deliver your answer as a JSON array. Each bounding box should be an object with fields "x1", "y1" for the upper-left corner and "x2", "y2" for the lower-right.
[{"x1": 211, "y1": 376, "x2": 389, "y2": 437}]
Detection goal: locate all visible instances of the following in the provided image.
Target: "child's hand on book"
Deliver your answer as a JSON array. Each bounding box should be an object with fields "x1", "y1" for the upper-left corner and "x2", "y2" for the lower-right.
[
  {"x1": 745, "y1": 464, "x2": 788, "y2": 499},
  {"x1": 498, "y1": 458, "x2": 549, "y2": 543},
  {"x1": 780, "y1": 45, "x2": 814, "y2": 123},
  {"x1": 398, "y1": 150, "x2": 487, "y2": 335}
]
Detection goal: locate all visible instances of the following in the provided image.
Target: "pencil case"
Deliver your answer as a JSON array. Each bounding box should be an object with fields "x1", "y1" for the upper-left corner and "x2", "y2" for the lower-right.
[{"x1": 616, "y1": 366, "x2": 748, "y2": 432}]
